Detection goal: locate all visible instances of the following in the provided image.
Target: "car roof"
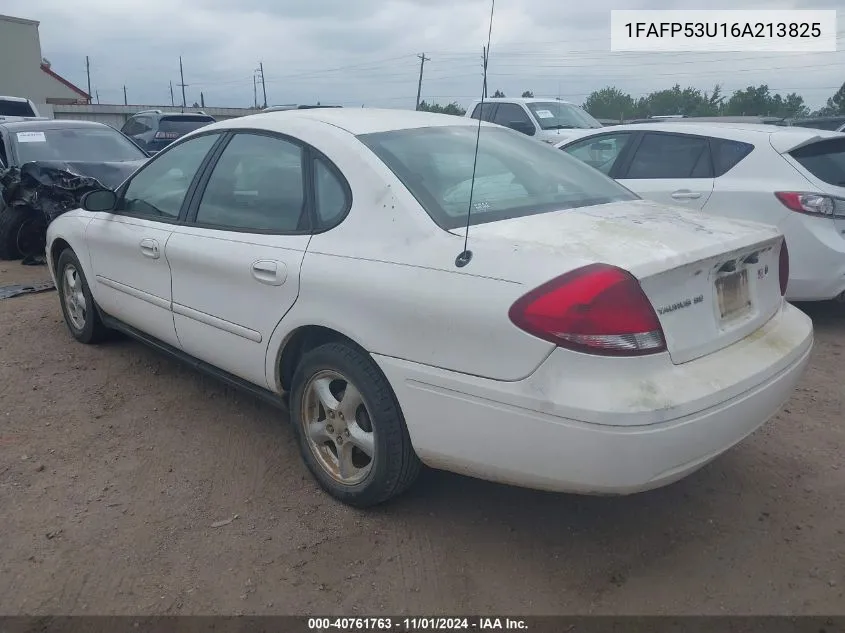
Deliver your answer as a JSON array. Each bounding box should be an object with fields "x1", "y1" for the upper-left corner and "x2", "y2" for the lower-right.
[
  {"x1": 0, "y1": 95, "x2": 33, "y2": 103},
  {"x1": 210, "y1": 107, "x2": 484, "y2": 136},
  {"x1": 0, "y1": 118, "x2": 113, "y2": 132},
  {"x1": 467, "y1": 97, "x2": 577, "y2": 106},
  {"x1": 560, "y1": 121, "x2": 845, "y2": 141}
]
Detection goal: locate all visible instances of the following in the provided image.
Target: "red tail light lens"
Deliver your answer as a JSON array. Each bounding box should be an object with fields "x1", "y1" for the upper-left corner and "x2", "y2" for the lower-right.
[
  {"x1": 779, "y1": 239, "x2": 789, "y2": 297},
  {"x1": 774, "y1": 192, "x2": 840, "y2": 217},
  {"x1": 508, "y1": 263, "x2": 667, "y2": 357}
]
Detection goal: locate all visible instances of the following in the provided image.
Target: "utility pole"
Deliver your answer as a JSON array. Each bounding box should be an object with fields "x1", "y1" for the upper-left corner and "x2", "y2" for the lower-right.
[
  {"x1": 95, "y1": 90, "x2": 100, "y2": 104},
  {"x1": 482, "y1": 47, "x2": 488, "y2": 99},
  {"x1": 257, "y1": 62, "x2": 267, "y2": 108},
  {"x1": 415, "y1": 52, "x2": 430, "y2": 111},
  {"x1": 253, "y1": 75, "x2": 258, "y2": 108},
  {"x1": 178, "y1": 56, "x2": 187, "y2": 109},
  {"x1": 123, "y1": 85, "x2": 127, "y2": 105},
  {"x1": 169, "y1": 81, "x2": 175, "y2": 106},
  {"x1": 85, "y1": 56, "x2": 92, "y2": 104}
]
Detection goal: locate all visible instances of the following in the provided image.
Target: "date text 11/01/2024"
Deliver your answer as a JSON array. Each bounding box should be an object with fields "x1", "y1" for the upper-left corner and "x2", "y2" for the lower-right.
[
  {"x1": 624, "y1": 22, "x2": 822, "y2": 38},
  {"x1": 307, "y1": 617, "x2": 529, "y2": 631}
]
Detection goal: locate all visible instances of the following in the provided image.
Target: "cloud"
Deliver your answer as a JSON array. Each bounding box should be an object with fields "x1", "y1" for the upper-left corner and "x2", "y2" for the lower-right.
[{"x1": 3, "y1": 0, "x2": 843, "y2": 110}]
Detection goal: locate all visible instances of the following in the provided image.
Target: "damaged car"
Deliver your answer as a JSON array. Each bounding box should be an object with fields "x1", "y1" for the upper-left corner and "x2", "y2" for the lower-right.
[{"x1": 0, "y1": 119, "x2": 148, "y2": 260}]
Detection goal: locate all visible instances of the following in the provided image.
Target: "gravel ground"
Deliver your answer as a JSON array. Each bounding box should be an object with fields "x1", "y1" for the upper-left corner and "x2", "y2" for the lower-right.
[{"x1": 0, "y1": 262, "x2": 843, "y2": 615}]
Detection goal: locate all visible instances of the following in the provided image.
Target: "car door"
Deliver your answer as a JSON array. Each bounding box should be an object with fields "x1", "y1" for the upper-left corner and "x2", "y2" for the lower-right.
[
  {"x1": 85, "y1": 132, "x2": 222, "y2": 347},
  {"x1": 165, "y1": 131, "x2": 349, "y2": 388},
  {"x1": 560, "y1": 131, "x2": 638, "y2": 177},
  {"x1": 616, "y1": 131, "x2": 715, "y2": 209}
]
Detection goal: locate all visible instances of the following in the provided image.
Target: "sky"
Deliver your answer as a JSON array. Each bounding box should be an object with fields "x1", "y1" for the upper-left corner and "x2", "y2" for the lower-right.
[{"x1": 5, "y1": 0, "x2": 844, "y2": 112}]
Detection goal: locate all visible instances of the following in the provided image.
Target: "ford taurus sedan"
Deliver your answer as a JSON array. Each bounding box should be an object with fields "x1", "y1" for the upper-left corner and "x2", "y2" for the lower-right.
[{"x1": 45, "y1": 108, "x2": 813, "y2": 507}]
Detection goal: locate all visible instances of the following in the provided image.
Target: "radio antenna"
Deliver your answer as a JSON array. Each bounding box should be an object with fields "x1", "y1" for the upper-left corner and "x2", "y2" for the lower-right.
[{"x1": 455, "y1": 0, "x2": 495, "y2": 269}]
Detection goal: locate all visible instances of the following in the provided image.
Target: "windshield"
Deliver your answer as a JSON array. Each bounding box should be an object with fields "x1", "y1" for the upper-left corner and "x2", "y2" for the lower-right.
[
  {"x1": 159, "y1": 116, "x2": 214, "y2": 135},
  {"x1": 358, "y1": 125, "x2": 637, "y2": 230},
  {"x1": 14, "y1": 126, "x2": 147, "y2": 163},
  {"x1": 790, "y1": 138, "x2": 845, "y2": 187},
  {"x1": 525, "y1": 102, "x2": 602, "y2": 130}
]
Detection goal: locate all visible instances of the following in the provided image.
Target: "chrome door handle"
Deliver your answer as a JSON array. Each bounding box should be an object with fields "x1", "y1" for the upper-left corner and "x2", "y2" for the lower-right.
[
  {"x1": 139, "y1": 238, "x2": 160, "y2": 259},
  {"x1": 251, "y1": 260, "x2": 287, "y2": 286},
  {"x1": 671, "y1": 190, "x2": 702, "y2": 200}
]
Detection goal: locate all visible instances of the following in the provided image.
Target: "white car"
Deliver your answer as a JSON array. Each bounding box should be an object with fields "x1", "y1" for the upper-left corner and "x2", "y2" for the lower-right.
[
  {"x1": 556, "y1": 122, "x2": 845, "y2": 303},
  {"x1": 46, "y1": 109, "x2": 813, "y2": 507},
  {"x1": 465, "y1": 97, "x2": 603, "y2": 144}
]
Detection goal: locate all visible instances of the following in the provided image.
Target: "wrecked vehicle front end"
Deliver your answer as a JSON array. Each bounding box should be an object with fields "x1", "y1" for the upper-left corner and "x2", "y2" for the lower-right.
[{"x1": 0, "y1": 161, "x2": 134, "y2": 263}]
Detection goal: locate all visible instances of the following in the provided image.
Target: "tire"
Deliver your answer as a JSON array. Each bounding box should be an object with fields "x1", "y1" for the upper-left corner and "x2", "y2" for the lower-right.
[
  {"x1": 290, "y1": 342, "x2": 421, "y2": 507},
  {"x1": 0, "y1": 205, "x2": 45, "y2": 261},
  {"x1": 56, "y1": 249, "x2": 108, "y2": 344}
]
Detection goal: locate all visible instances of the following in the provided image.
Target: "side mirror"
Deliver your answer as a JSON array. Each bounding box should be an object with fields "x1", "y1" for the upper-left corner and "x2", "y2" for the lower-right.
[
  {"x1": 508, "y1": 120, "x2": 536, "y2": 136},
  {"x1": 82, "y1": 189, "x2": 118, "y2": 212}
]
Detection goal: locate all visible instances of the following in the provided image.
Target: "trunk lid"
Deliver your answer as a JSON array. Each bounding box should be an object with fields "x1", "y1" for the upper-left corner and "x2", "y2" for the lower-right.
[{"x1": 462, "y1": 199, "x2": 784, "y2": 365}]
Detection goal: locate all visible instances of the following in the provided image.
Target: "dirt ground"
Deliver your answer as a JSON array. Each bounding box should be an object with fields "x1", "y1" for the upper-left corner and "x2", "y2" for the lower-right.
[{"x1": 0, "y1": 262, "x2": 843, "y2": 616}]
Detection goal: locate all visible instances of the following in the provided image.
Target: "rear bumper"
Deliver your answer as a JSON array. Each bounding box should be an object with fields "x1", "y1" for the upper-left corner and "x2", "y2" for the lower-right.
[
  {"x1": 376, "y1": 302, "x2": 813, "y2": 493},
  {"x1": 782, "y1": 215, "x2": 845, "y2": 301}
]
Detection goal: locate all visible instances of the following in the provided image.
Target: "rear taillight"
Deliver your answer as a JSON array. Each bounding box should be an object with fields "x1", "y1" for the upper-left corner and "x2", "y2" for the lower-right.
[
  {"x1": 154, "y1": 131, "x2": 180, "y2": 140},
  {"x1": 508, "y1": 263, "x2": 667, "y2": 357},
  {"x1": 774, "y1": 192, "x2": 845, "y2": 218},
  {"x1": 779, "y1": 240, "x2": 789, "y2": 297}
]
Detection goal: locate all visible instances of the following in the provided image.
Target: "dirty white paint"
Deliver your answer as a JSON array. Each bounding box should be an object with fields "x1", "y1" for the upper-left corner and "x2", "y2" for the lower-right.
[{"x1": 46, "y1": 108, "x2": 815, "y2": 498}]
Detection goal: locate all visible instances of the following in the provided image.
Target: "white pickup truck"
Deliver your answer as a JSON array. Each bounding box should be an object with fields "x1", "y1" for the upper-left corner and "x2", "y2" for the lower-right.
[
  {"x1": 465, "y1": 97, "x2": 603, "y2": 144},
  {"x1": 0, "y1": 96, "x2": 41, "y2": 119}
]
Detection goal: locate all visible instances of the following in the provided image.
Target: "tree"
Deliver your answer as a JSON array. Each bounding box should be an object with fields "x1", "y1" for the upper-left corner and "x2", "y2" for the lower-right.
[
  {"x1": 821, "y1": 82, "x2": 845, "y2": 115},
  {"x1": 492, "y1": 89, "x2": 506, "y2": 98},
  {"x1": 723, "y1": 84, "x2": 808, "y2": 117},
  {"x1": 583, "y1": 87, "x2": 637, "y2": 120},
  {"x1": 521, "y1": 90, "x2": 534, "y2": 98},
  {"x1": 637, "y1": 84, "x2": 719, "y2": 117},
  {"x1": 724, "y1": 85, "x2": 774, "y2": 116},
  {"x1": 417, "y1": 100, "x2": 466, "y2": 116}
]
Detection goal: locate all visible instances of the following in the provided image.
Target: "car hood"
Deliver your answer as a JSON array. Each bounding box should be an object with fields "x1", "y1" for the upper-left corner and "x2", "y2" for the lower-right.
[{"x1": 26, "y1": 159, "x2": 147, "y2": 189}]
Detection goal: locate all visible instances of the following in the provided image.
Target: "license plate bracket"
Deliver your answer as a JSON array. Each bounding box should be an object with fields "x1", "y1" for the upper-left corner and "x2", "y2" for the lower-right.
[{"x1": 716, "y1": 269, "x2": 751, "y2": 321}]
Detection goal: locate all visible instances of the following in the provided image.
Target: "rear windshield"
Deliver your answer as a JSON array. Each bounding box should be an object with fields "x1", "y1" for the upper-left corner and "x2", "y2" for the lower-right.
[
  {"x1": 358, "y1": 125, "x2": 637, "y2": 230},
  {"x1": 0, "y1": 100, "x2": 37, "y2": 117},
  {"x1": 14, "y1": 126, "x2": 147, "y2": 163},
  {"x1": 159, "y1": 116, "x2": 214, "y2": 134},
  {"x1": 790, "y1": 138, "x2": 845, "y2": 187}
]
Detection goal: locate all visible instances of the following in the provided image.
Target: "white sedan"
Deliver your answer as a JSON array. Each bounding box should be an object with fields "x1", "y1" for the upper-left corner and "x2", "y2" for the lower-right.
[
  {"x1": 556, "y1": 122, "x2": 845, "y2": 303},
  {"x1": 46, "y1": 108, "x2": 813, "y2": 507}
]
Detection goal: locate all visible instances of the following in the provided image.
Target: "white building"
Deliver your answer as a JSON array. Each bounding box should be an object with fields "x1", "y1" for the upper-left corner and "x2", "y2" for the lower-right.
[{"x1": 0, "y1": 13, "x2": 90, "y2": 116}]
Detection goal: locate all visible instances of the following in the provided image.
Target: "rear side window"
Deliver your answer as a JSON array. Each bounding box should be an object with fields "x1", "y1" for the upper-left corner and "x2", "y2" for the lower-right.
[
  {"x1": 470, "y1": 103, "x2": 495, "y2": 121},
  {"x1": 790, "y1": 138, "x2": 845, "y2": 187},
  {"x1": 625, "y1": 132, "x2": 712, "y2": 179},
  {"x1": 0, "y1": 100, "x2": 36, "y2": 117},
  {"x1": 710, "y1": 138, "x2": 754, "y2": 177}
]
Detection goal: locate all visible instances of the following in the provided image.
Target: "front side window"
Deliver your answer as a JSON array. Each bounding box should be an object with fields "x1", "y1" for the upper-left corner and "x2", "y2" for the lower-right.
[
  {"x1": 358, "y1": 125, "x2": 637, "y2": 230},
  {"x1": 14, "y1": 126, "x2": 148, "y2": 163},
  {"x1": 120, "y1": 133, "x2": 219, "y2": 219},
  {"x1": 195, "y1": 133, "x2": 306, "y2": 232},
  {"x1": 624, "y1": 133, "x2": 712, "y2": 179},
  {"x1": 562, "y1": 132, "x2": 634, "y2": 175}
]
